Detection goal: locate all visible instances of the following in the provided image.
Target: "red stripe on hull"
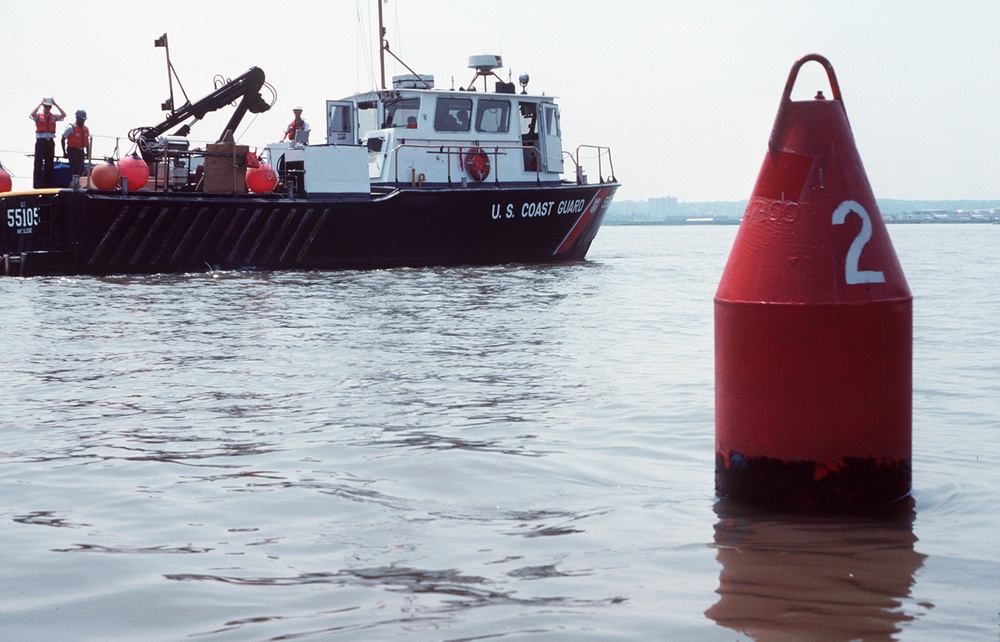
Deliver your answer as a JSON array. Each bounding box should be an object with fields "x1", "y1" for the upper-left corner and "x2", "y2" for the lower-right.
[{"x1": 553, "y1": 186, "x2": 612, "y2": 256}]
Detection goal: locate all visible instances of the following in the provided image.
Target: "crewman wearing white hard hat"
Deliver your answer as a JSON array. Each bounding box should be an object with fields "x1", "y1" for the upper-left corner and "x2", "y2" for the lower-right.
[
  {"x1": 30, "y1": 96, "x2": 67, "y2": 187},
  {"x1": 282, "y1": 105, "x2": 310, "y2": 143}
]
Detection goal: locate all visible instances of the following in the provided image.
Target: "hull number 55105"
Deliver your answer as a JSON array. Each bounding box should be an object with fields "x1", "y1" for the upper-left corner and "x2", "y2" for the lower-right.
[{"x1": 6, "y1": 207, "x2": 41, "y2": 233}]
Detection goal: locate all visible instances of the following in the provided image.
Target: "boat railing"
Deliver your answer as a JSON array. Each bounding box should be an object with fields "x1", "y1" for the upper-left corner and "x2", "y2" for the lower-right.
[
  {"x1": 565, "y1": 145, "x2": 616, "y2": 186},
  {"x1": 390, "y1": 143, "x2": 544, "y2": 187}
]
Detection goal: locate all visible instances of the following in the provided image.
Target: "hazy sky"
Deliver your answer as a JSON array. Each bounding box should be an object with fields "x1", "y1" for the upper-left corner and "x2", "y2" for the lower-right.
[{"x1": 2, "y1": 0, "x2": 997, "y2": 202}]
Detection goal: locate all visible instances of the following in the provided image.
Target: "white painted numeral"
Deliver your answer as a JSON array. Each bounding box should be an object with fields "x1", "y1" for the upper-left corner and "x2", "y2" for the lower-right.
[{"x1": 831, "y1": 200, "x2": 885, "y2": 285}]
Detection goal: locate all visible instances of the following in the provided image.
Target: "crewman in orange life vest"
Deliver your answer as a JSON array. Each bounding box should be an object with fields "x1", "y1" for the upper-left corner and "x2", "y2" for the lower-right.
[
  {"x1": 30, "y1": 96, "x2": 67, "y2": 188},
  {"x1": 282, "y1": 105, "x2": 310, "y2": 143},
  {"x1": 61, "y1": 109, "x2": 92, "y2": 184}
]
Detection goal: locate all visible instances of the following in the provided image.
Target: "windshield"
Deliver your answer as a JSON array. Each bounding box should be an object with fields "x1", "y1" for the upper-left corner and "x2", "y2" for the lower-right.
[{"x1": 385, "y1": 98, "x2": 420, "y2": 128}]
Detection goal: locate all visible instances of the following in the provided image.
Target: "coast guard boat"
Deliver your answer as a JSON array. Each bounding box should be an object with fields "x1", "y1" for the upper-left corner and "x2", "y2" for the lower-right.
[{"x1": 1, "y1": 29, "x2": 617, "y2": 277}]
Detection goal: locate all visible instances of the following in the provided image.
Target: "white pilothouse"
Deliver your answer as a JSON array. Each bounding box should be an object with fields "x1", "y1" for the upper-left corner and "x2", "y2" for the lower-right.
[{"x1": 264, "y1": 55, "x2": 608, "y2": 198}]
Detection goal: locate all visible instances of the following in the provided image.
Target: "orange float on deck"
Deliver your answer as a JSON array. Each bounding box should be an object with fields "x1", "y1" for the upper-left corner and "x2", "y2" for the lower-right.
[
  {"x1": 90, "y1": 161, "x2": 120, "y2": 191},
  {"x1": 714, "y1": 54, "x2": 912, "y2": 510}
]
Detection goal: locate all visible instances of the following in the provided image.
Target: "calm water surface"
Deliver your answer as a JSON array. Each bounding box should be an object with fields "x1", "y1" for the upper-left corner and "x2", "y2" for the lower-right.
[{"x1": 1, "y1": 224, "x2": 998, "y2": 640}]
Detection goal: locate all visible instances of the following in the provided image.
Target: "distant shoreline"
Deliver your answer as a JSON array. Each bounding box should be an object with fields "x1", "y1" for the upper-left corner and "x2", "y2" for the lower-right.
[{"x1": 604, "y1": 198, "x2": 1000, "y2": 226}]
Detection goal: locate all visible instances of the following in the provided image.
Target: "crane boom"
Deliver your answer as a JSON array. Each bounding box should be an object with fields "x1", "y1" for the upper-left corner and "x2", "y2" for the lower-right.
[{"x1": 131, "y1": 66, "x2": 271, "y2": 159}]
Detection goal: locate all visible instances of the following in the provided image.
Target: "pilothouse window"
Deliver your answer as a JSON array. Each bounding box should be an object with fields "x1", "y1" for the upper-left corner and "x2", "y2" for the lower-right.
[
  {"x1": 476, "y1": 99, "x2": 510, "y2": 133},
  {"x1": 435, "y1": 97, "x2": 472, "y2": 132},
  {"x1": 385, "y1": 98, "x2": 420, "y2": 128},
  {"x1": 543, "y1": 104, "x2": 560, "y2": 136},
  {"x1": 358, "y1": 100, "x2": 378, "y2": 135},
  {"x1": 329, "y1": 106, "x2": 351, "y2": 134}
]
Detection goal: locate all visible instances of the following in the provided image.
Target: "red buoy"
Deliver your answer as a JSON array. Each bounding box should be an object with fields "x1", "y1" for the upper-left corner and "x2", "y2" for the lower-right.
[
  {"x1": 119, "y1": 155, "x2": 149, "y2": 190},
  {"x1": 90, "y1": 161, "x2": 120, "y2": 191},
  {"x1": 246, "y1": 164, "x2": 278, "y2": 193},
  {"x1": 0, "y1": 168, "x2": 11, "y2": 193},
  {"x1": 714, "y1": 54, "x2": 912, "y2": 510}
]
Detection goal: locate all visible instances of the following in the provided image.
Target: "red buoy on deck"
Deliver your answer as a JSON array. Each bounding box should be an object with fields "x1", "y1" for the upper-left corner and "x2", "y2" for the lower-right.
[
  {"x1": 119, "y1": 155, "x2": 149, "y2": 190},
  {"x1": 246, "y1": 164, "x2": 278, "y2": 193},
  {"x1": 714, "y1": 54, "x2": 912, "y2": 510},
  {"x1": 0, "y1": 168, "x2": 11, "y2": 193}
]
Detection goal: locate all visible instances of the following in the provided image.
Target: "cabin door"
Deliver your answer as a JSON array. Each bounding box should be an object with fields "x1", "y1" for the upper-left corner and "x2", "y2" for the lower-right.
[
  {"x1": 519, "y1": 101, "x2": 539, "y2": 171},
  {"x1": 539, "y1": 103, "x2": 564, "y2": 173},
  {"x1": 326, "y1": 100, "x2": 357, "y2": 144}
]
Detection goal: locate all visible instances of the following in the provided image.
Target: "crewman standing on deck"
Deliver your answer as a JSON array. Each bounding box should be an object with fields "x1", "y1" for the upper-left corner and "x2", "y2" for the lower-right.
[
  {"x1": 30, "y1": 97, "x2": 67, "y2": 188},
  {"x1": 282, "y1": 105, "x2": 310, "y2": 143},
  {"x1": 61, "y1": 109, "x2": 91, "y2": 184}
]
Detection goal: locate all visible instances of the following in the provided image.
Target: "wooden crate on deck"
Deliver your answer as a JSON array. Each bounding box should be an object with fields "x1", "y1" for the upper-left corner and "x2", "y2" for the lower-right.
[{"x1": 204, "y1": 143, "x2": 248, "y2": 194}]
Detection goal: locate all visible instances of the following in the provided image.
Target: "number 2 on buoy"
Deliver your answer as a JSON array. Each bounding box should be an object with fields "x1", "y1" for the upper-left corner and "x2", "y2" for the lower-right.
[{"x1": 832, "y1": 199, "x2": 885, "y2": 285}]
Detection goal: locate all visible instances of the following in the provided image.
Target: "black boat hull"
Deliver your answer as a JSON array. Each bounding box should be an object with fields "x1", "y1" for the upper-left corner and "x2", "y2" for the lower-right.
[{"x1": 2, "y1": 183, "x2": 617, "y2": 277}]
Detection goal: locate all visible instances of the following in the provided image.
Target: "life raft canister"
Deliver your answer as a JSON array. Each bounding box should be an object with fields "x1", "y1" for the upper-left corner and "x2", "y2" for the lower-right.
[{"x1": 464, "y1": 147, "x2": 491, "y2": 182}]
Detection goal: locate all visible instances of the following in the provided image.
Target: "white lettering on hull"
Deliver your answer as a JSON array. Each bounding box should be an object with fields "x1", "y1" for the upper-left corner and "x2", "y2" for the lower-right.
[
  {"x1": 6, "y1": 207, "x2": 40, "y2": 234},
  {"x1": 489, "y1": 198, "x2": 588, "y2": 221}
]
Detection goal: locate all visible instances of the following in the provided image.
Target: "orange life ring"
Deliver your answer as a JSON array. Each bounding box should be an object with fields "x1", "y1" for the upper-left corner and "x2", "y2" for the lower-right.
[{"x1": 464, "y1": 147, "x2": 491, "y2": 182}]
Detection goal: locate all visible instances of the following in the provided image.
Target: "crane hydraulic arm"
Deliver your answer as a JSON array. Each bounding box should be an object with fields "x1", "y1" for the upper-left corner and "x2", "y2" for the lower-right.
[{"x1": 131, "y1": 66, "x2": 271, "y2": 157}]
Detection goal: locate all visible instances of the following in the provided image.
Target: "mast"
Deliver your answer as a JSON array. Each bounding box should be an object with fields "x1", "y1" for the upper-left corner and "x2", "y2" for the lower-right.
[
  {"x1": 378, "y1": 0, "x2": 387, "y2": 89},
  {"x1": 375, "y1": 2, "x2": 430, "y2": 90}
]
